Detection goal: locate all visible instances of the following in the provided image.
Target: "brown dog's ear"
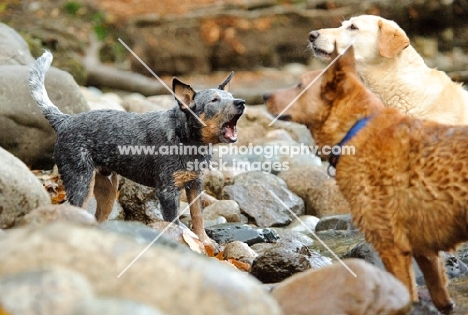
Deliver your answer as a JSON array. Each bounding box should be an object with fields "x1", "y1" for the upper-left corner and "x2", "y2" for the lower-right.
[
  {"x1": 173, "y1": 78, "x2": 196, "y2": 111},
  {"x1": 321, "y1": 43, "x2": 357, "y2": 101},
  {"x1": 378, "y1": 19, "x2": 410, "y2": 58}
]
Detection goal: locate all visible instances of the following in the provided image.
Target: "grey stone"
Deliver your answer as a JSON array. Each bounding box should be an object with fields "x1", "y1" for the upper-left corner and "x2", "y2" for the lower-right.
[
  {"x1": 0, "y1": 147, "x2": 50, "y2": 228},
  {"x1": 271, "y1": 258, "x2": 412, "y2": 315},
  {"x1": 19, "y1": 204, "x2": 97, "y2": 227},
  {"x1": 315, "y1": 214, "x2": 355, "y2": 232},
  {"x1": 205, "y1": 223, "x2": 279, "y2": 246},
  {"x1": 0, "y1": 65, "x2": 90, "y2": 168},
  {"x1": 118, "y1": 177, "x2": 162, "y2": 224},
  {"x1": 203, "y1": 200, "x2": 241, "y2": 222},
  {"x1": 222, "y1": 171, "x2": 304, "y2": 227},
  {"x1": 0, "y1": 222, "x2": 282, "y2": 315},
  {"x1": 0, "y1": 22, "x2": 35, "y2": 65},
  {"x1": 69, "y1": 299, "x2": 167, "y2": 315},
  {"x1": 0, "y1": 267, "x2": 94, "y2": 315},
  {"x1": 250, "y1": 239, "x2": 331, "y2": 283}
]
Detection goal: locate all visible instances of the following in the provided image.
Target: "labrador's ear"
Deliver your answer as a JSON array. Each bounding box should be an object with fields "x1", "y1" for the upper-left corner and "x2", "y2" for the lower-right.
[
  {"x1": 378, "y1": 19, "x2": 410, "y2": 58},
  {"x1": 173, "y1": 78, "x2": 196, "y2": 111}
]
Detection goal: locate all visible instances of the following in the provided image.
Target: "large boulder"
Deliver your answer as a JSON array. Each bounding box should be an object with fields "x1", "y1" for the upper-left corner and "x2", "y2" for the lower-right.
[
  {"x1": 271, "y1": 258, "x2": 412, "y2": 315},
  {"x1": 0, "y1": 222, "x2": 282, "y2": 315},
  {"x1": 0, "y1": 22, "x2": 35, "y2": 66},
  {"x1": 0, "y1": 63, "x2": 89, "y2": 169},
  {"x1": 0, "y1": 147, "x2": 50, "y2": 228},
  {"x1": 278, "y1": 165, "x2": 350, "y2": 217}
]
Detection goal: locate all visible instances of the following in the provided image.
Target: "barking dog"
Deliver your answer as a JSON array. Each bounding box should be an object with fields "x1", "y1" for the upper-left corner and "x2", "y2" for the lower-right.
[
  {"x1": 29, "y1": 51, "x2": 245, "y2": 249},
  {"x1": 308, "y1": 15, "x2": 468, "y2": 125},
  {"x1": 303, "y1": 45, "x2": 468, "y2": 313}
]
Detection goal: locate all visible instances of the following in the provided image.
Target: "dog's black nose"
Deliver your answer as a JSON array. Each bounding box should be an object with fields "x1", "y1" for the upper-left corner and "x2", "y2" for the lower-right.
[
  {"x1": 309, "y1": 30, "x2": 319, "y2": 42},
  {"x1": 263, "y1": 93, "x2": 271, "y2": 101},
  {"x1": 234, "y1": 99, "x2": 245, "y2": 108}
]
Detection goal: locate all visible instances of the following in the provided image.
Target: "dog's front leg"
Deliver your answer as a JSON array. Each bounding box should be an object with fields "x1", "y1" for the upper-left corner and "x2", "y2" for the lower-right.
[
  {"x1": 157, "y1": 188, "x2": 180, "y2": 225},
  {"x1": 185, "y1": 180, "x2": 219, "y2": 252}
]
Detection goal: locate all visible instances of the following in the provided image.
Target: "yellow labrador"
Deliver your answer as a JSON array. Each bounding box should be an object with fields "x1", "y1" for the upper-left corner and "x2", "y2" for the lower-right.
[{"x1": 309, "y1": 15, "x2": 468, "y2": 125}]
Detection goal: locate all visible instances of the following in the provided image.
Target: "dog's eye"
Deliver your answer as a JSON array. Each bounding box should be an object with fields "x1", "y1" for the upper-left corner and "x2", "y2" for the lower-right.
[
  {"x1": 211, "y1": 98, "x2": 219, "y2": 103},
  {"x1": 297, "y1": 83, "x2": 302, "y2": 88},
  {"x1": 348, "y1": 24, "x2": 358, "y2": 30}
]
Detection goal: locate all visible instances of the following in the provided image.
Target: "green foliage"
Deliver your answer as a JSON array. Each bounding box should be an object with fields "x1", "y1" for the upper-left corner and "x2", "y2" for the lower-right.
[
  {"x1": 92, "y1": 11, "x2": 109, "y2": 41},
  {"x1": 63, "y1": 1, "x2": 81, "y2": 16}
]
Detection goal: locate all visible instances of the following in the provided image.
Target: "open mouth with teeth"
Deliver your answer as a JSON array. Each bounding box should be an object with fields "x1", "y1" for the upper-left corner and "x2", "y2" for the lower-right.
[
  {"x1": 312, "y1": 45, "x2": 332, "y2": 60},
  {"x1": 221, "y1": 113, "x2": 242, "y2": 143}
]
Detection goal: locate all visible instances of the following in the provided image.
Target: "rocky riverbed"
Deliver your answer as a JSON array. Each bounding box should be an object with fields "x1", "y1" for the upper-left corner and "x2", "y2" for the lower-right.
[{"x1": 1, "y1": 1, "x2": 468, "y2": 314}]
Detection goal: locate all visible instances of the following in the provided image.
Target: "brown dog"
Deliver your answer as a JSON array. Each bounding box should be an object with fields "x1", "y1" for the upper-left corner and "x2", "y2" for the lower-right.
[
  {"x1": 290, "y1": 46, "x2": 468, "y2": 313},
  {"x1": 264, "y1": 71, "x2": 317, "y2": 132}
]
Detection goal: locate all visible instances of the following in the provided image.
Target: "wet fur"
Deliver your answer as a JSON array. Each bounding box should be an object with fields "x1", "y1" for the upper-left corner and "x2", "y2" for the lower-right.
[
  {"x1": 29, "y1": 51, "x2": 245, "y2": 248},
  {"x1": 303, "y1": 46, "x2": 467, "y2": 313}
]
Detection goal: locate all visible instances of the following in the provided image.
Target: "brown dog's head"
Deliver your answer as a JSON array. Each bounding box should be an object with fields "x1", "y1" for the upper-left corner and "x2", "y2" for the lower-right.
[
  {"x1": 311, "y1": 44, "x2": 384, "y2": 154},
  {"x1": 264, "y1": 71, "x2": 323, "y2": 129}
]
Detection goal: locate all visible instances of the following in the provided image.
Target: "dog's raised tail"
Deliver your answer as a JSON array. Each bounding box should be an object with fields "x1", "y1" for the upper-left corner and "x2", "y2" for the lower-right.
[{"x1": 29, "y1": 51, "x2": 69, "y2": 131}]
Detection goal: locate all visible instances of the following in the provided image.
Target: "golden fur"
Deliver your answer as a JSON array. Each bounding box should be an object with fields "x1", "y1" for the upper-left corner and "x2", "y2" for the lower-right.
[
  {"x1": 309, "y1": 15, "x2": 468, "y2": 125},
  {"x1": 300, "y1": 46, "x2": 468, "y2": 313}
]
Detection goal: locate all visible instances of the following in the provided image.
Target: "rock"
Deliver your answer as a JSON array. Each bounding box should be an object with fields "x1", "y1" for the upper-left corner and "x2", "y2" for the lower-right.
[
  {"x1": 234, "y1": 106, "x2": 314, "y2": 147},
  {"x1": 0, "y1": 22, "x2": 35, "y2": 65},
  {"x1": 203, "y1": 200, "x2": 241, "y2": 222},
  {"x1": 203, "y1": 216, "x2": 228, "y2": 227},
  {"x1": 272, "y1": 228, "x2": 314, "y2": 247},
  {"x1": 343, "y1": 242, "x2": 468, "y2": 286},
  {"x1": 278, "y1": 165, "x2": 350, "y2": 217},
  {"x1": 19, "y1": 204, "x2": 97, "y2": 227},
  {"x1": 224, "y1": 241, "x2": 259, "y2": 264},
  {"x1": 0, "y1": 65, "x2": 90, "y2": 169},
  {"x1": 250, "y1": 243, "x2": 275, "y2": 257},
  {"x1": 69, "y1": 299, "x2": 167, "y2": 315},
  {"x1": 86, "y1": 196, "x2": 125, "y2": 221},
  {"x1": 222, "y1": 171, "x2": 304, "y2": 227},
  {"x1": 0, "y1": 267, "x2": 95, "y2": 315},
  {"x1": 97, "y1": 220, "x2": 189, "y2": 253},
  {"x1": 0, "y1": 147, "x2": 50, "y2": 228},
  {"x1": 205, "y1": 223, "x2": 279, "y2": 245},
  {"x1": 250, "y1": 239, "x2": 331, "y2": 283},
  {"x1": 271, "y1": 258, "x2": 412, "y2": 315},
  {"x1": 285, "y1": 215, "x2": 320, "y2": 236},
  {"x1": 202, "y1": 168, "x2": 225, "y2": 199},
  {"x1": 0, "y1": 222, "x2": 282, "y2": 315},
  {"x1": 118, "y1": 177, "x2": 162, "y2": 223},
  {"x1": 315, "y1": 214, "x2": 355, "y2": 232}
]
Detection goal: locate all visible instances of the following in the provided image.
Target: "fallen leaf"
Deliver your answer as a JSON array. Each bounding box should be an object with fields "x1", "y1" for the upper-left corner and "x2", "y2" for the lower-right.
[{"x1": 182, "y1": 229, "x2": 206, "y2": 255}]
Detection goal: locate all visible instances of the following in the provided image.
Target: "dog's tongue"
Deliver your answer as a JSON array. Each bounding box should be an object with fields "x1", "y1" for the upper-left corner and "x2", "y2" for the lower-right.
[{"x1": 223, "y1": 125, "x2": 237, "y2": 141}]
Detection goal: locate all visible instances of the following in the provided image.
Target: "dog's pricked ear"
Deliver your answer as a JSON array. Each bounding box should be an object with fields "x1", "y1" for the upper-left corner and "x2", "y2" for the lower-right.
[
  {"x1": 173, "y1": 78, "x2": 196, "y2": 111},
  {"x1": 218, "y1": 71, "x2": 234, "y2": 91},
  {"x1": 378, "y1": 19, "x2": 410, "y2": 58}
]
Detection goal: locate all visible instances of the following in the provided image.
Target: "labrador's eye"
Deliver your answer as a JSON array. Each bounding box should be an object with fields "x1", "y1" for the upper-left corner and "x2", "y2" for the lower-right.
[
  {"x1": 348, "y1": 24, "x2": 358, "y2": 30},
  {"x1": 297, "y1": 83, "x2": 303, "y2": 88}
]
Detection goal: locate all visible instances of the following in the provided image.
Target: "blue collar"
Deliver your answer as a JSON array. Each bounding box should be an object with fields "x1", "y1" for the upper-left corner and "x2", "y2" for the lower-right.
[{"x1": 328, "y1": 116, "x2": 373, "y2": 176}]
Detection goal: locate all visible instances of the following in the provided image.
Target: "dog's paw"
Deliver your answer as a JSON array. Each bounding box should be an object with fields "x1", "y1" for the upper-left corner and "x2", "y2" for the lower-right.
[
  {"x1": 436, "y1": 302, "x2": 455, "y2": 314},
  {"x1": 202, "y1": 237, "x2": 221, "y2": 255}
]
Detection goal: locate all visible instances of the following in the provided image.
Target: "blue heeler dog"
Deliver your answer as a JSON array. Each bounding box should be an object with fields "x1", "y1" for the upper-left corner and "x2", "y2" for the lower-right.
[{"x1": 29, "y1": 51, "x2": 245, "y2": 249}]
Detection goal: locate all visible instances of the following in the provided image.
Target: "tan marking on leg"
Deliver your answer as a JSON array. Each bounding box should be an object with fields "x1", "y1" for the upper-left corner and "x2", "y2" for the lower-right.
[
  {"x1": 185, "y1": 185, "x2": 209, "y2": 243},
  {"x1": 82, "y1": 171, "x2": 96, "y2": 209},
  {"x1": 199, "y1": 113, "x2": 221, "y2": 144},
  {"x1": 414, "y1": 253, "x2": 453, "y2": 310},
  {"x1": 173, "y1": 170, "x2": 199, "y2": 188},
  {"x1": 94, "y1": 171, "x2": 119, "y2": 222}
]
